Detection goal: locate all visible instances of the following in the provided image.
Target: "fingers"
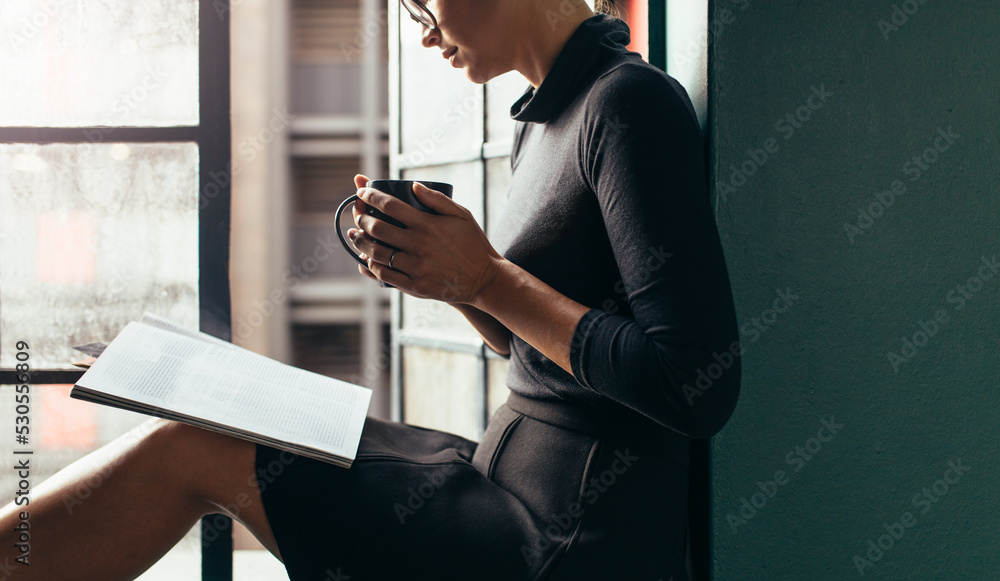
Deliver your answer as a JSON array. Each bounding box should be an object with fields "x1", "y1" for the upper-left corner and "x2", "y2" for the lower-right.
[
  {"x1": 357, "y1": 263, "x2": 378, "y2": 281},
  {"x1": 351, "y1": 198, "x2": 369, "y2": 224},
  {"x1": 357, "y1": 250, "x2": 410, "y2": 289},
  {"x1": 357, "y1": 187, "x2": 427, "y2": 230},
  {"x1": 349, "y1": 229, "x2": 395, "y2": 266},
  {"x1": 411, "y1": 182, "x2": 463, "y2": 216},
  {"x1": 353, "y1": 174, "x2": 410, "y2": 288},
  {"x1": 353, "y1": 211, "x2": 408, "y2": 249},
  {"x1": 354, "y1": 211, "x2": 411, "y2": 251},
  {"x1": 352, "y1": 174, "x2": 371, "y2": 222}
]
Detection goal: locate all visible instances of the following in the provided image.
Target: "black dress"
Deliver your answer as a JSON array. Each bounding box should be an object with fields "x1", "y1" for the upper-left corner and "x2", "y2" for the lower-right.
[{"x1": 255, "y1": 13, "x2": 740, "y2": 581}]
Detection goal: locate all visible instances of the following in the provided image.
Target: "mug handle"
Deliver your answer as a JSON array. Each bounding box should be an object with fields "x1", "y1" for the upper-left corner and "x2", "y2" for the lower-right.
[{"x1": 335, "y1": 194, "x2": 369, "y2": 267}]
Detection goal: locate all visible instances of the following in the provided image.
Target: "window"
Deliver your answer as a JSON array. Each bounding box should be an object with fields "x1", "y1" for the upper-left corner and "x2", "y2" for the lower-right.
[{"x1": 0, "y1": 1, "x2": 233, "y2": 578}]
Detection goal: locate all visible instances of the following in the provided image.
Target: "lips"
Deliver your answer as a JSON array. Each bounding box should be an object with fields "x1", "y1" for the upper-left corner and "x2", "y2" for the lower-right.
[{"x1": 442, "y1": 47, "x2": 457, "y2": 60}]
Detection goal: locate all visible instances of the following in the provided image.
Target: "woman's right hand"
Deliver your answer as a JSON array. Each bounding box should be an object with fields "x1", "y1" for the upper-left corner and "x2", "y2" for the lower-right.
[{"x1": 349, "y1": 176, "x2": 511, "y2": 354}]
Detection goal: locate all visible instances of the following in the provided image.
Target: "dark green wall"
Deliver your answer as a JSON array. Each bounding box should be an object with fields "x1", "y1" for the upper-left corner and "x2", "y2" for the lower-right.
[{"x1": 708, "y1": 2, "x2": 998, "y2": 579}]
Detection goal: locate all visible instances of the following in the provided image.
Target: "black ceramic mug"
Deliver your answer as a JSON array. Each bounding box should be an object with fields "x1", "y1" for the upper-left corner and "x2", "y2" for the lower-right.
[{"x1": 336, "y1": 179, "x2": 454, "y2": 288}]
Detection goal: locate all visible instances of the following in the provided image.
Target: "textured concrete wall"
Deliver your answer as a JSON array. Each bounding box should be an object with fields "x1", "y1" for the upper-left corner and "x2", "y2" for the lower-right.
[{"x1": 708, "y1": 2, "x2": 998, "y2": 579}]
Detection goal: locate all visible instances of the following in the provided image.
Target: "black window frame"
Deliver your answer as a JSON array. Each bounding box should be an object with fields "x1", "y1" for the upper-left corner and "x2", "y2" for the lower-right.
[{"x1": 0, "y1": 1, "x2": 234, "y2": 578}]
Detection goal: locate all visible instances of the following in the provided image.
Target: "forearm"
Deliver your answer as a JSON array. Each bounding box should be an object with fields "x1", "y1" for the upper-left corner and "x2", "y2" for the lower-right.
[
  {"x1": 472, "y1": 259, "x2": 591, "y2": 376},
  {"x1": 451, "y1": 303, "x2": 512, "y2": 356}
]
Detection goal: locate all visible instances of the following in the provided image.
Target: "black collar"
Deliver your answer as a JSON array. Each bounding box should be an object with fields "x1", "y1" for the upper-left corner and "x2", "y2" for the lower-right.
[{"x1": 509, "y1": 13, "x2": 633, "y2": 124}]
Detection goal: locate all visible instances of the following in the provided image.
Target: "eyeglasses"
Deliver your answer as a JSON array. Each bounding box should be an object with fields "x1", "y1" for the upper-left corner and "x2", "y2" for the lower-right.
[{"x1": 401, "y1": 0, "x2": 437, "y2": 29}]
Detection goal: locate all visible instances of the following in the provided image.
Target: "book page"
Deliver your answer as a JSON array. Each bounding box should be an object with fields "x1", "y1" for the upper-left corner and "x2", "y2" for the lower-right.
[
  {"x1": 138, "y1": 311, "x2": 234, "y2": 349},
  {"x1": 76, "y1": 321, "x2": 372, "y2": 460}
]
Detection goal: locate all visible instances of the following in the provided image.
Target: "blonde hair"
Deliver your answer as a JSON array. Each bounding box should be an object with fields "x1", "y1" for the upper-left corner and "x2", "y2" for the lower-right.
[{"x1": 592, "y1": 0, "x2": 618, "y2": 16}]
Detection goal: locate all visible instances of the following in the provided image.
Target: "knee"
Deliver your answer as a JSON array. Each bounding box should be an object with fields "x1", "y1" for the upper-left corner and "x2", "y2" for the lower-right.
[
  {"x1": 147, "y1": 419, "x2": 252, "y2": 462},
  {"x1": 139, "y1": 420, "x2": 257, "y2": 509},
  {"x1": 135, "y1": 418, "x2": 221, "y2": 467},
  {"x1": 188, "y1": 426, "x2": 261, "y2": 502}
]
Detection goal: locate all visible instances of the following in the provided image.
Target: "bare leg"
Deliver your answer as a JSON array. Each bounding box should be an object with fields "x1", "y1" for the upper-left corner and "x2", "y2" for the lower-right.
[{"x1": 0, "y1": 418, "x2": 282, "y2": 580}]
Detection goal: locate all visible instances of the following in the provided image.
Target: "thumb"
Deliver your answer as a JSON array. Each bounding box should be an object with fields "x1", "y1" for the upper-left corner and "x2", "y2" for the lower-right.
[
  {"x1": 413, "y1": 181, "x2": 461, "y2": 216},
  {"x1": 354, "y1": 174, "x2": 371, "y2": 190}
]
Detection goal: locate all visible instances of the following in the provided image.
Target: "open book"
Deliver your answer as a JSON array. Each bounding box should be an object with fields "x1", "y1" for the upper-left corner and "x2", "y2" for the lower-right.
[{"x1": 70, "y1": 312, "x2": 372, "y2": 468}]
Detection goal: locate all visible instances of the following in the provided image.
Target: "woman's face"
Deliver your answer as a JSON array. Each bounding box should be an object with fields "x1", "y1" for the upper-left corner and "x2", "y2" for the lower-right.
[{"x1": 414, "y1": 0, "x2": 510, "y2": 84}]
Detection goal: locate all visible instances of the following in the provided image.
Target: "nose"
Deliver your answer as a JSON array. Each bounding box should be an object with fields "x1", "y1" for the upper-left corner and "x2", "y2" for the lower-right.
[{"x1": 420, "y1": 23, "x2": 440, "y2": 48}]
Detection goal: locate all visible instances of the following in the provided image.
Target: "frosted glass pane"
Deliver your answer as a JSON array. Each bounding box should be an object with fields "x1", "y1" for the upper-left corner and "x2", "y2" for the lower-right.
[
  {"x1": 485, "y1": 156, "x2": 512, "y2": 239},
  {"x1": 486, "y1": 69, "x2": 529, "y2": 144},
  {"x1": 0, "y1": 0, "x2": 199, "y2": 127},
  {"x1": 0, "y1": 143, "x2": 200, "y2": 368},
  {"x1": 667, "y1": 0, "x2": 708, "y2": 130},
  {"x1": 487, "y1": 357, "x2": 510, "y2": 419},
  {"x1": 401, "y1": 162, "x2": 484, "y2": 338},
  {"x1": 403, "y1": 346, "x2": 481, "y2": 441},
  {"x1": 399, "y1": 16, "x2": 483, "y2": 161},
  {"x1": 401, "y1": 293, "x2": 480, "y2": 340}
]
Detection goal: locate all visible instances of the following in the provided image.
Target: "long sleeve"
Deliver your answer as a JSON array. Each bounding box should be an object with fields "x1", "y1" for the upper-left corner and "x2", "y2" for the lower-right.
[{"x1": 570, "y1": 67, "x2": 741, "y2": 439}]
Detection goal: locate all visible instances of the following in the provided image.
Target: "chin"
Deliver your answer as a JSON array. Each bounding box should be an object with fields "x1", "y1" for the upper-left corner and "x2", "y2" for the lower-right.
[
  {"x1": 467, "y1": 70, "x2": 490, "y2": 84},
  {"x1": 463, "y1": 61, "x2": 495, "y2": 85}
]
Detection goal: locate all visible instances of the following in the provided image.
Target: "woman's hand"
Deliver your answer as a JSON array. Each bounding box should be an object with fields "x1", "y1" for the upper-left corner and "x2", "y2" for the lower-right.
[
  {"x1": 348, "y1": 173, "x2": 589, "y2": 375},
  {"x1": 348, "y1": 174, "x2": 503, "y2": 305}
]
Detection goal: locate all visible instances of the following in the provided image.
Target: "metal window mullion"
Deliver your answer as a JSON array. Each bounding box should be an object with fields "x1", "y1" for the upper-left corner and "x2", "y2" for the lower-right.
[
  {"x1": 389, "y1": 0, "x2": 404, "y2": 425},
  {"x1": 0, "y1": 370, "x2": 84, "y2": 385},
  {"x1": 0, "y1": 126, "x2": 199, "y2": 144},
  {"x1": 649, "y1": 0, "x2": 666, "y2": 72},
  {"x1": 478, "y1": 82, "x2": 490, "y2": 439},
  {"x1": 197, "y1": 0, "x2": 233, "y2": 578}
]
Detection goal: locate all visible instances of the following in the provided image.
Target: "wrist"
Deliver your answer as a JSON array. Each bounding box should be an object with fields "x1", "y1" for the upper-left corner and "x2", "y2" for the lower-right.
[{"x1": 470, "y1": 257, "x2": 515, "y2": 314}]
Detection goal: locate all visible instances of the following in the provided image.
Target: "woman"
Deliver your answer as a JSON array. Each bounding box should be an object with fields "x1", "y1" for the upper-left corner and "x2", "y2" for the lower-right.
[{"x1": 0, "y1": 0, "x2": 740, "y2": 579}]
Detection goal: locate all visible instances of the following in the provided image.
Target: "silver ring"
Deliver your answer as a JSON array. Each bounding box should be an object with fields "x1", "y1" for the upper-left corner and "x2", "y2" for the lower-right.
[{"x1": 389, "y1": 249, "x2": 399, "y2": 270}]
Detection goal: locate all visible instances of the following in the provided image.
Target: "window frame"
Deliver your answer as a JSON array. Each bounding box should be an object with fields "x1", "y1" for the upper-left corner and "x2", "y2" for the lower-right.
[{"x1": 0, "y1": 1, "x2": 234, "y2": 578}]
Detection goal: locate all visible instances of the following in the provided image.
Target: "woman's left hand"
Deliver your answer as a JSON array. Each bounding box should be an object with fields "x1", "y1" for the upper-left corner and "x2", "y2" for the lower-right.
[{"x1": 348, "y1": 174, "x2": 503, "y2": 305}]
